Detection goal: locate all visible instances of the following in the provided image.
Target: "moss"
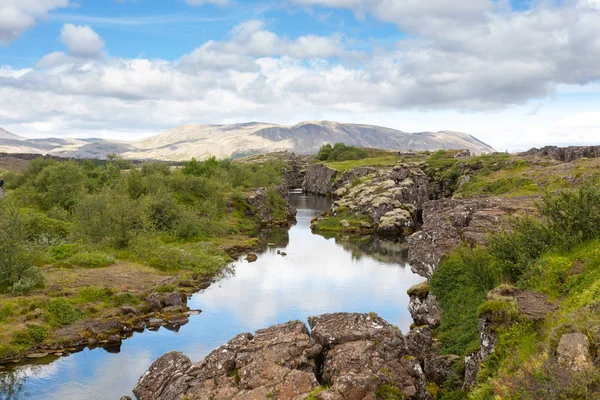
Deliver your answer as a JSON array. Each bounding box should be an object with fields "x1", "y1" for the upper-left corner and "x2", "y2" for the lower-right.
[
  {"x1": 427, "y1": 382, "x2": 441, "y2": 399},
  {"x1": 228, "y1": 368, "x2": 240, "y2": 386},
  {"x1": 307, "y1": 385, "x2": 331, "y2": 400},
  {"x1": 407, "y1": 282, "x2": 431, "y2": 299},
  {"x1": 375, "y1": 383, "x2": 404, "y2": 400},
  {"x1": 477, "y1": 298, "x2": 518, "y2": 319}
]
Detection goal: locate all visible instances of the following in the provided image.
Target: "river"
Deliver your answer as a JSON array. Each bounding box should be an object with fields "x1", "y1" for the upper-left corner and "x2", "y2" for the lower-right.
[{"x1": 0, "y1": 191, "x2": 424, "y2": 400}]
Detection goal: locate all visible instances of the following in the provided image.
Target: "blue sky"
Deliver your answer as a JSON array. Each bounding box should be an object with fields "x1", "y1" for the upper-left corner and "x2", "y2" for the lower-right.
[{"x1": 1, "y1": 0, "x2": 599, "y2": 150}]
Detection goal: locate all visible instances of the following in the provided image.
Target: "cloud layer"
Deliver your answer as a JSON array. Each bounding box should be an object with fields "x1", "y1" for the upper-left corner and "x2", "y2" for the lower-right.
[
  {"x1": 0, "y1": 0, "x2": 69, "y2": 44},
  {"x1": 1, "y1": 0, "x2": 600, "y2": 148}
]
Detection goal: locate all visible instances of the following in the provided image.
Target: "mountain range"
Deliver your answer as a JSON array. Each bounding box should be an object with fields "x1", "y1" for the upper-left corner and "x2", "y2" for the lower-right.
[{"x1": 0, "y1": 121, "x2": 495, "y2": 161}]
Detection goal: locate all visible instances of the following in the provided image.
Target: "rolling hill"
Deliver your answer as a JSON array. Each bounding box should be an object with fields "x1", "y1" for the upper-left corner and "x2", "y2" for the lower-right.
[{"x1": 0, "y1": 121, "x2": 495, "y2": 161}]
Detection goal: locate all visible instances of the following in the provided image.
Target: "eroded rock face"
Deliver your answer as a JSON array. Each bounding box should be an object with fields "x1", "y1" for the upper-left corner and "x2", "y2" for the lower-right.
[
  {"x1": 331, "y1": 164, "x2": 429, "y2": 235},
  {"x1": 303, "y1": 164, "x2": 337, "y2": 195},
  {"x1": 408, "y1": 294, "x2": 442, "y2": 329},
  {"x1": 307, "y1": 313, "x2": 431, "y2": 400},
  {"x1": 463, "y1": 289, "x2": 558, "y2": 390},
  {"x1": 245, "y1": 185, "x2": 297, "y2": 225},
  {"x1": 134, "y1": 313, "x2": 431, "y2": 400},
  {"x1": 408, "y1": 197, "x2": 533, "y2": 278}
]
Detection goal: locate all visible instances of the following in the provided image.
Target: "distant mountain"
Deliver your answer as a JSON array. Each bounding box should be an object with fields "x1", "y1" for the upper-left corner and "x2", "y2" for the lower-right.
[
  {"x1": 0, "y1": 122, "x2": 495, "y2": 161},
  {"x1": 0, "y1": 128, "x2": 23, "y2": 140}
]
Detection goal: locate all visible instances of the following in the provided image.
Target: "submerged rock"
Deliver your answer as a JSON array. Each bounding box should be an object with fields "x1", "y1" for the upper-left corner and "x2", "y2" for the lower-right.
[{"x1": 133, "y1": 313, "x2": 431, "y2": 400}]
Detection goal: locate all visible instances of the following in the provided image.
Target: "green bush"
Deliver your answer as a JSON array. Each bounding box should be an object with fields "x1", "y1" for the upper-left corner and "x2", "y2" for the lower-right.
[
  {"x1": 49, "y1": 243, "x2": 80, "y2": 260},
  {"x1": 27, "y1": 324, "x2": 49, "y2": 343},
  {"x1": 32, "y1": 161, "x2": 86, "y2": 210},
  {"x1": 488, "y1": 217, "x2": 553, "y2": 282},
  {"x1": 46, "y1": 298, "x2": 83, "y2": 326},
  {"x1": 0, "y1": 203, "x2": 44, "y2": 293},
  {"x1": 539, "y1": 183, "x2": 600, "y2": 250},
  {"x1": 111, "y1": 293, "x2": 140, "y2": 306},
  {"x1": 317, "y1": 143, "x2": 369, "y2": 162},
  {"x1": 72, "y1": 194, "x2": 143, "y2": 248},
  {"x1": 430, "y1": 247, "x2": 500, "y2": 355},
  {"x1": 76, "y1": 287, "x2": 113, "y2": 303},
  {"x1": 64, "y1": 251, "x2": 115, "y2": 268}
]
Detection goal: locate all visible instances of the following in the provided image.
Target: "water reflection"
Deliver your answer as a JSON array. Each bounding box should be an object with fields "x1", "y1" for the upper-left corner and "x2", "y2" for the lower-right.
[{"x1": 0, "y1": 191, "x2": 424, "y2": 400}]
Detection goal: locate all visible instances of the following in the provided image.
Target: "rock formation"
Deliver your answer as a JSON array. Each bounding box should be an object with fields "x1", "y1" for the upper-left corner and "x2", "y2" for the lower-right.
[
  {"x1": 133, "y1": 313, "x2": 432, "y2": 400},
  {"x1": 522, "y1": 145, "x2": 600, "y2": 163},
  {"x1": 408, "y1": 197, "x2": 534, "y2": 278},
  {"x1": 302, "y1": 164, "x2": 338, "y2": 195},
  {"x1": 244, "y1": 185, "x2": 297, "y2": 226}
]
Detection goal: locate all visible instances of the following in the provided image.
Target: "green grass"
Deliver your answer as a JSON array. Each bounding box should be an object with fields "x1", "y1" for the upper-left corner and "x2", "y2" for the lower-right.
[
  {"x1": 312, "y1": 211, "x2": 374, "y2": 233},
  {"x1": 322, "y1": 155, "x2": 402, "y2": 173}
]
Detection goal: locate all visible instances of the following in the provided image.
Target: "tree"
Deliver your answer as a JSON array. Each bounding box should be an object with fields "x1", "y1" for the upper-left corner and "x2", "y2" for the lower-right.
[
  {"x1": 0, "y1": 203, "x2": 43, "y2": 293},
  {"x1": 32, "y1": 161, "x2": 86, "y2": 210}
]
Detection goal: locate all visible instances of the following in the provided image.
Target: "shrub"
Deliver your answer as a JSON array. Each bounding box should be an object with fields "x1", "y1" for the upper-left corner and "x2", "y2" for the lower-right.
[
  {"x1": 65, "y1": 251, "x2": 115, "y2": 268},
  {"x1": 32, "y1": 161, "x2": 86, "y2": 210},
  {"x1": 430, "y1": 247, "x2": 500, "y2": 355},
  {"x1": 0, "y1": 203, "x2": 44, "y2": 293},
  {"x1": 488, "y1": 217, "x2": 553, "y2": 282},
  {"x1": 77, "y1": 287, "x2": 112, "y2": 303},
  {"x1": 46, "y1": 299, "x2": 83, "y2": 326},
  {"x1": 539, "y1": 184, "x2": 600, "y2": 250},
  {"x1": 49, "y1": 243, "x2": 80, "y2": 261},
  {"x1": 27, "y1": 324, "x2": 49, "y2": 343},
  {"x1": 72, "y1": 194, "x2": 143, "y2": 247},
  {"x1": 111, "y1": 293, "x2": 140, "y2": 306}
]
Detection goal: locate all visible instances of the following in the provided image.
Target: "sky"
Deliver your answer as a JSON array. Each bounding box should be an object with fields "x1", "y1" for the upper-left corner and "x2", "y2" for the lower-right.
[{"x1": 0, "y1": 0, "x2": 599, "y2": 151}]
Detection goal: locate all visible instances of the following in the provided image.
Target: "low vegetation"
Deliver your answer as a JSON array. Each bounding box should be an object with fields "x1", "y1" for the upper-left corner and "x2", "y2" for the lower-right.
[
  {"x1": 0, "y1": 154, "x2": 289, "y2": 360},
  {"x1": 430, "y1": 184, "x2": 600, "y2": 399}
]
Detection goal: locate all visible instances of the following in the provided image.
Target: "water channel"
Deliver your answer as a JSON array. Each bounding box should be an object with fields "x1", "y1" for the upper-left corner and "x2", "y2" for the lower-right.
[{"x1": 0, "y1": 191, "x2": 424, "y2": 399}]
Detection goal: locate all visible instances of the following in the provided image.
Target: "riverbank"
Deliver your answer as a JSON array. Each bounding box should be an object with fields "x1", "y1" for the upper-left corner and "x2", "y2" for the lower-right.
[
  {"x1": 133, "y1": 145, "x2": 600, "y2": 400},
  {"x1": 0, "y1": 156, "x2": 296, "y2": 365}
]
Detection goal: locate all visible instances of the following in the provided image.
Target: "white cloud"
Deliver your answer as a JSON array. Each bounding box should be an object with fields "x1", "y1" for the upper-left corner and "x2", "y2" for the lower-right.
[
  {"x1": 0, "y1": 0, "x2": 69, "y2": 45},
  {"x1": 60, "y1": 24, "x2": 105, "y2": 58},
  {"x1": 1, "y1": 1, "x2": 600, "y2": 150}
]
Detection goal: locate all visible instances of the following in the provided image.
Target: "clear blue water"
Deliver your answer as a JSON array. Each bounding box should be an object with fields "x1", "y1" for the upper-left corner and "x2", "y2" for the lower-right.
[{"x1": 0, "y1": 191, "x2": 424, "y2": 400}]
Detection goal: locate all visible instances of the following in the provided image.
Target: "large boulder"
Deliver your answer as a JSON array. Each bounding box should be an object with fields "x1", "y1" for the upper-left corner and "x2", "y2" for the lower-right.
[
  {"x1": 134, "y1": 314, "x2": 431, "y2": 400},
  {"x1": 308, "y1": 313, "x2": 431, "y2": 400}
]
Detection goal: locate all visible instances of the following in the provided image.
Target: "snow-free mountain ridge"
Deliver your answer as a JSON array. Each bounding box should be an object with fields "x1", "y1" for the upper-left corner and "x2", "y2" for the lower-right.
[{"x1": 0, "y1": 121, "x2": 495, "y2": 160}]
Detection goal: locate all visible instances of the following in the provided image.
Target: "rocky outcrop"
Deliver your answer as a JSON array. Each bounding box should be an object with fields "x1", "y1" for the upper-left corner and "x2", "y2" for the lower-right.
[
  {"x1": 407, "y1": 283, "x2": 442, "y2": 329},
  {"x1": 557, "y1": 333, "x2": 593, "y2": 372},
  {"x1": 244, "y1": 185, "x2": 297, "y2": 226},
  {"x1": 330, "y1": 164, "x2": 429, "y2": 234},
  {"x1": 133, "y1": 313, "x2": 431, "y2": 400},
  {"x1": 302, "y1": 164, "x2": 337, "y2": 195},
  {"x1": 522, "y1": 145, "x2": 600, "y2": 163},
  {"x1": 408, "y1": 197, "x2": 533, "y2": 278},
  {"x1": 463, "y1": 288, "x2": 558, "y2": 389}
]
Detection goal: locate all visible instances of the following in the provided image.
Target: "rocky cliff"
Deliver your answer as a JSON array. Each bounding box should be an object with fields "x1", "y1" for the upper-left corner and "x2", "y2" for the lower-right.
[
  {"x1": 521, "y1": 145, "x2": 600, "y2": 162},
  {"x1": 133, "y1": 313, "x2": 432, "y2": 400}
]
